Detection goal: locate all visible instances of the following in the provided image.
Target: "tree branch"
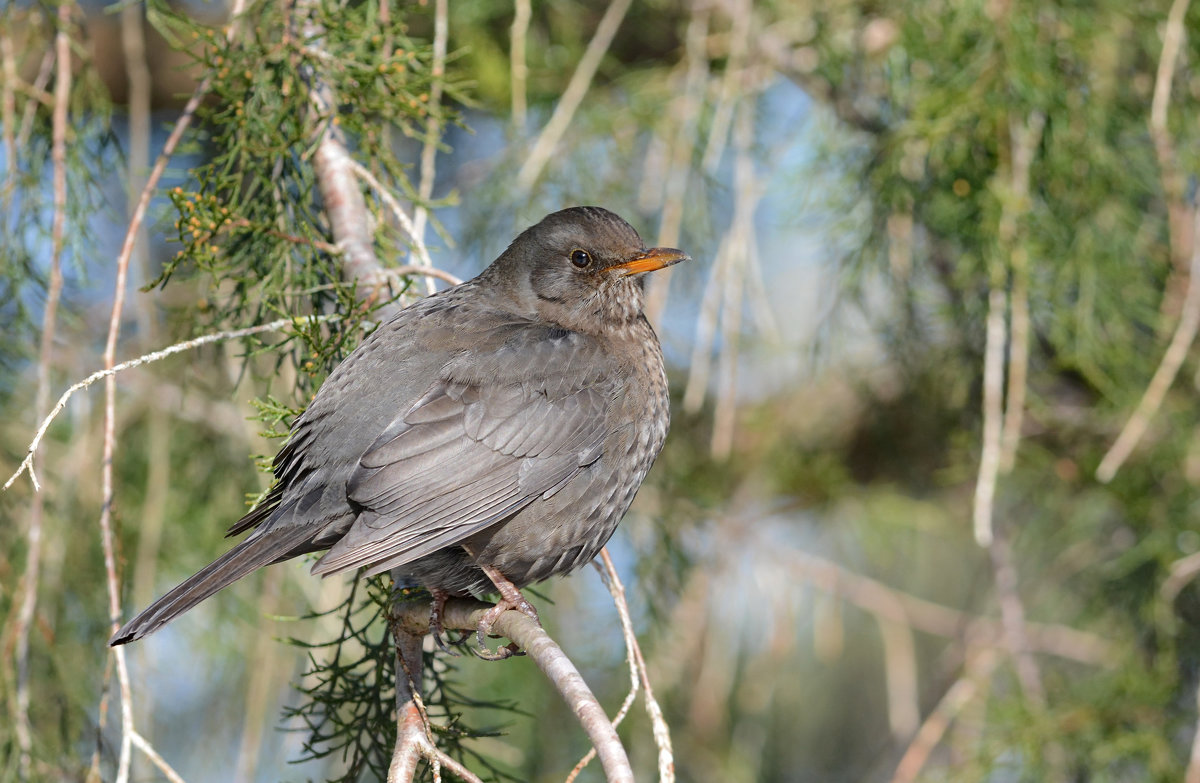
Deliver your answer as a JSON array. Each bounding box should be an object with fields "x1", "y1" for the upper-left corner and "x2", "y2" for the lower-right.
[
  {"x1": 393, "y1": 599, "x2": 636, "y2": 783},
  {"x1": 515, "y1": 0, "x2": 634, "y2": 192},
  {"x1": 1097, "y1": 207, "x2": 1200, "y2": 482},
  {"x1": 4, "y1": 316, "x2": 337, "y2": 492}
]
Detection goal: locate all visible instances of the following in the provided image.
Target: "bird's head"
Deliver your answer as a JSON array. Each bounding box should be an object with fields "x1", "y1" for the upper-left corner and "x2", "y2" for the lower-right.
[{"x1": 487, "y1": 206, "x2": 689, "y2": 333}]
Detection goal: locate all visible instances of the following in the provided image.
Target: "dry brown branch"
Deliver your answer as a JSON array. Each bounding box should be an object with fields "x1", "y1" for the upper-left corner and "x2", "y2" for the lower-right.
[
  {"x1": 510, "y1": 0, "x2": 531, "y2": 131},
  {"x1": 410, "y1": 0, "x2": 447, "y2": 296},
  {"x1": 394, "y1": 599, "x2": 635, "y2": 783},
  {"x1": 701, "y1": 0, "x2": 750, "y2": 172},
  {"x1": 305, "y1": 40, "x2": 386, "y2": 299},
  {"x1": 387, "y1": 609, "x2": 436, "y2": 783},
  {"x1": 711, "y1": 99, "x2": 759, "y2": 458},
  {"x1": 16, "y1": 47, "x2": 54, "y2": 148},
  {"x1": 1097, "y1": 206, "x2": 1200, "y2": 482},
  {"x1": 682, "y1": 243, "x2": 726, "y2": 414},
  {"x1": 515, "y1": 0, "x2": 634, "y2": 191},
  {"x1": 1165, "y1": 551, "x2": 1200, "y2": 604},
  {"x1": 1150, "y1": 0, "x2": 1192, "y2": 322},
  {"x1": 890, "y1": 649, "x2": 999, "y2": 783},
  {"x1": 877, "y1": 616, "x2": 920, "y2": 740},
  {"x1": 987, "y1": 533, "x2": 1044, "y2": 706},
  {"x1": 4, "y1": 316, "x2": 336, "y2": 492},
  {"x1": 785, "y1": 549, "x2": 1115, "y2": 665},
  {"x1": 1, "y1": 31, "x2": 16, "y2": 202},
  {"x1": 643, "y1": 7, "x2": 708, "y2": 327},
  {"x1": 347, "y1": 159, "x2": 437, "y2": 279},
  {"x1": 973, "y1": 286, "x2": 1007, "y2": 547},
  {"x1": 129, "y1": 730, "x2": 189, "y2": 783},
  {"x1": 381, "y1": 264, "x2": 462, "y2": 288},
  {"x1": 567, "y1": 550, "x2": 674, "y2": 783},
  {"x1": 12, "y1": 7, "x2": 72, "y2": 775},
  {"x1": 998, "y1": 111, "x2": 1046, "y2": 472},
  {"x1": 600, "y1": 550, "x2": 674, "y2": 783}
]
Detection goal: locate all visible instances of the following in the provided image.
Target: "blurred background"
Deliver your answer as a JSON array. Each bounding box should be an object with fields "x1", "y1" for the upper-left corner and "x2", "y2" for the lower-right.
[{"x1": 3, "y1": 0, "x2": 1200, "y2": 781}]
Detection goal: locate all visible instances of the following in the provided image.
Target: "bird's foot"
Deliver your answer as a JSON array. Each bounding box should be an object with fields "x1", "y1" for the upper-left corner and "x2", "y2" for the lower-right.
[
  {"x1": 428, "y1": 588, "x2": 462, "y2": 656},
  {"x1": 473, "y1": 564, "x2": 540, "y2": 661}
]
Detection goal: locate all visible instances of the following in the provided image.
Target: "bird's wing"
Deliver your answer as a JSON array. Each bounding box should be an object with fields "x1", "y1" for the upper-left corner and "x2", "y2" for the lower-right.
[{"x1": 309, "y1": 327, "x2": 614, "y2": 576}]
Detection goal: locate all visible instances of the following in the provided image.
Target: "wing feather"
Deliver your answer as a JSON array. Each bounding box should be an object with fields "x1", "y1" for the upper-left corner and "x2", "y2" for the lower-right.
[{"x1": 310, "y1": 328, "x2": 616, "y2": 577}]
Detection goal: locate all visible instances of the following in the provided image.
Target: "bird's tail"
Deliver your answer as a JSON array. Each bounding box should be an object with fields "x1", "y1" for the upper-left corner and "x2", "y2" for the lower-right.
[{"x1": 109, "y1": 526, "x2": 312, "y2": 646}]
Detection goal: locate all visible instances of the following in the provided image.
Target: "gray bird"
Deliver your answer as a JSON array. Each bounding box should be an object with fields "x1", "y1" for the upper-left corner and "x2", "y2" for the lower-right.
[{"x1": 110, "y1": 206, "x2": 687, "y2": 655}]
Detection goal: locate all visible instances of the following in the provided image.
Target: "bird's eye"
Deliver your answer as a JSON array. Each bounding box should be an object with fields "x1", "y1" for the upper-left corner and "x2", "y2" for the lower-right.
[{"x1": 570, "y1": 249, "x2": 592, "y2": 268}]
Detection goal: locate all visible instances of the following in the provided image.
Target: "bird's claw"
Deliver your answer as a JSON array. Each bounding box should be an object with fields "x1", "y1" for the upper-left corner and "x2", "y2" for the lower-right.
[
  {"x1": 428, "y1": 589, "x2": 462, "y2": 657},
  {"x1": 470, "y1": 588, "x2": 540, "y2": 661}
]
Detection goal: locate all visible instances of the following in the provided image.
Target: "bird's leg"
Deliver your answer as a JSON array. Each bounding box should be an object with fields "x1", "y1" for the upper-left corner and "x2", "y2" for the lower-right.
[
  {"x1": 427, "y1": 587, "x2": 461, "y2": 656},
  {"x1": 473, "y1": 564, "x2": 540, "y2": 661}
]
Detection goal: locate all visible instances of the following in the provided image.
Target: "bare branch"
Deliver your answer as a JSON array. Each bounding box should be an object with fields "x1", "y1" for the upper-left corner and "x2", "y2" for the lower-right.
[
  {"x1": 1097, "y1": 207, "x2": 1200, "y2": 482},
  {"x1": 987, "y1": 533, "x2": 1044, "y2": 706},
  {"x1": 515, "y1": 0, "x2": 634, "y2": 191},
  {"x1": 1162, "y1": 550, "x2": 1200, "y2": 604},
  {"x1": 890, "y1": 650, "x2": 999, "y2": 783},
  {"x1": 1, "y1": 30, "x2": 16, "y2": 204},
  {"x1": 510, "y1": 0, "x2": 531, "y2": 131},
  {"x1": 394, "y1": 599, "x2": 636, "y2": 783},
  {"x1": 4, "y1": 316, "x2": 337, "y2": 492},
  {"x1": 410, "y1": 0, "x2": 447, "y2": 296},
  {"x1": 598, "y1": 549, "x2": 674, "y2": 783},
  {"x1": 130, "y1": 731, "x2": 189, "y2": 783},
  {"x1": 1150, "y1": 0, "x2": 1192, "y2": 320},
  {"x1": 643, "y1": 7, "x2": 708, "y2": 327},
  {"x1": 877, "y1": 616, "x2": 920, "y2": 740},
  {"x1": 16, "y1": 47, "x2": 54, "y2": 148},
  {"x1": 972, "y1": 286, "x2": 1007, "y2": 547},
  {"x1": 347, "y1": 159, "x2": 437, "y2": 279},
  {"x1": 785, "y1": 549, "x2": 1115, "y2": 666},
  {"x1": 998, "y1": 111, "x2": 1046, "y2": 472},
  {"x1": 13, "y1": 7, "x2": 72, "y2": 775}
]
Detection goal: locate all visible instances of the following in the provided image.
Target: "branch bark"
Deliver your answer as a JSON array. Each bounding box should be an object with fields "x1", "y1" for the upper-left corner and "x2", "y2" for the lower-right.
[{"x1": 393, "y1": 598, "x2": 636, "y2": 783}]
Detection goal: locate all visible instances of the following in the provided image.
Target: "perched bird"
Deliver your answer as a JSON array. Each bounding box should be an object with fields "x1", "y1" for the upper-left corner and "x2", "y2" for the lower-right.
[{"x1": 110, "y1": 206, "x2": 687, "y2": 656}]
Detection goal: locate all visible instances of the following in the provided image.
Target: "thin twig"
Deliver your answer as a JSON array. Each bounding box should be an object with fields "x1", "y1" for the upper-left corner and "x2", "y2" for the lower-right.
[
  {"x1": 510, "y1": 0, "x2": 531, "y2": 131},
  {"x1": 348, "y1": 159, "x2": 436, "y2": 274},
  {"x1": 515, "y1": 0, "x2": 634, "y2": 191},
  {"x1": 1097, "y1": 207, "x2": 1200, "y2": 482},
  {"x1": 890, "y1": 650, "x2": 999, "y2": 783},
  {"x1": 13, "y1": 8, "x2": 72, "y2": 775},
  {"x1": 973, "y1": 286, "x2": 1007, "y2": 547},
  {"x1": 567, "y1": 557, "x2": 644, "y2": 783},
  {"x1": 16, "y1": 47, "x2": 54, "y2": 149},
  {"x1": 599, "y1": 549, "x2": 674, "y2": 783},
  {"x1": 130, "y1": 730, "x2": 189, "y2": 783},
  {"x1": 410, "y1": 0, "x2": 447, "y2": 296},
  {"x1": 4, "y1": 316, "x2": 337, "y2": 492}
]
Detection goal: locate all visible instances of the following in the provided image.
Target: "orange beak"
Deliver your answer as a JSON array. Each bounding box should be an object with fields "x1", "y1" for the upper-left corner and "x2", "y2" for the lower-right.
[{"x1": 609, "y1": 247, "x2": 690, "y2": 277}]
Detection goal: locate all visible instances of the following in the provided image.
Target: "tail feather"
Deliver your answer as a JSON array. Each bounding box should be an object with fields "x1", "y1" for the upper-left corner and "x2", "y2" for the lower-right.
[{"x1": 109, "y1": 526, "x2": 313, "y2": 646}]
